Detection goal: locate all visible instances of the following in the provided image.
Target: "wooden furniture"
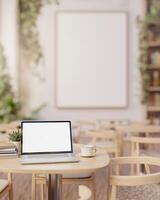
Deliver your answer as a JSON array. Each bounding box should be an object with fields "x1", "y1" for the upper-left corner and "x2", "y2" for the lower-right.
[
  {"x1": 0, "y1": 173, "x2": 13, "y2": 200},
  {"x1": 98, "y1": 119, "x2": 130, "y2": 131},
  {"x1": 0, "y1": 151, "x2": 109, "y2": 200},
  {"x1": 34, "y1": 173, "x2": 96, "y2": 200},
  {"x1": 126, "y1": 136, "x2": 160, "y2": 157},
  {"x1": 143, "y1": 0, "x2": 160, "y2": 124},
  {"x1": 77, "y1": 120, "x2": 98, "y2": 132},
  {"x1": 86, "y1": 130, "x2": 120, "y2": 157},
  {"x1": 116, "y1": 123, "x2": 160, "y2": 138},
  {"x1": 34, "y1": 144, "x2": 108, "y2": 200},
  {"x1": 32, "y1": 174, "x2": 48, "y2": 200},
  {"x1": 109, "y1": 156, "x2": 160, "y2": 200},
  {"x1": 61, "y1": 143, "x2": 98, "y2": 200},
  {"x1": 62, "y1": 173, "x2": 96, "y2": 199},
  {"x1": 116, "y1": 123, "x2": 160, "y2": 155},
  {"x1": 76, "y1": 120, "x2": 98, "y2": 143}
]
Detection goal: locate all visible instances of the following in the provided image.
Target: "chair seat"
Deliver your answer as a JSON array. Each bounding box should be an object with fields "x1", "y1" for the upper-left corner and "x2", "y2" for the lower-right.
[
  {"x1": 63, "y1": 172, "x2": 92, "y2": 179},
  {"x1": 117, "y1": 184, "x2": 160, "y2": 200},
  {"x1": 0, "y1": 179, "x2": 8, "y2": 192}
]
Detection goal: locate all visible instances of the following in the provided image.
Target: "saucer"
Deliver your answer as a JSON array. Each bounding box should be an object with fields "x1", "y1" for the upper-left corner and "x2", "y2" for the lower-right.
[{"x1": 79, "y1": 153, "x2": 96, "y2": 157}]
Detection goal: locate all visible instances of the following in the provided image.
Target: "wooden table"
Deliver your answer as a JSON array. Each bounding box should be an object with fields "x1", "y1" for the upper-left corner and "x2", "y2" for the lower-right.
[{"x1": 0, "y1": 150, "x2": 109, "y2": 200}]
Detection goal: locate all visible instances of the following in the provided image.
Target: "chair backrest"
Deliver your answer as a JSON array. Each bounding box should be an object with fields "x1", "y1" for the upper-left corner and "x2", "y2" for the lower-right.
[
  {"x1": 116, "y1": 124, "x2": 160, "y2": 136},
  {"x1": 77, "y1": 120, "x2": 98, "y2": 132},
  {"x1": 85, "y1": 130, "x2": 120, "y2": 157},
  {"x1": 0, "y1": 173, "x2": 12, "y2": 199},
  {"x1": 109, "y1": 156, "x2": 160, "y2": 200},
  {"x1": 99, "y1": 120, "x2": 130, "y2": 130},
  {"x1": 75, "y1": 120, "x2": 98, "y2": 143},
  {"x1": 127, "y1": 136, "x2": 160, "y2": 158},
  {"x1": 110, "y1": 156, "x2": 160, "y2": 185}
]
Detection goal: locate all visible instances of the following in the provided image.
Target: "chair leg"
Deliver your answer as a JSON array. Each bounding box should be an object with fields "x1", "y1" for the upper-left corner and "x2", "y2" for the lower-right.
[
  {"x1": 32, "y1": 174, "x2": 36, "y2": 200},
  {"x1": 8, "y1": 173, "x2": 13, "y2": 200},
  {"x1": 91, "y1": 177, "x2": 96, "y2": 200},
  {"x1": 110, "y1": 185, "x2": 116, "y2": 200},
  {"x1": 9, "y1": 187, "x2": 13, "y2": 200},
  {"x1": 40, "y1": 184, "x2": 44, "y2": 200}
]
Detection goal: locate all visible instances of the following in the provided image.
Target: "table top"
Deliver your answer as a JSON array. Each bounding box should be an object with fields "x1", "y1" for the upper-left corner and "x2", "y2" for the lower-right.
[{"x1": 0, "y1": 151, "x2": 109, "y2": 175}]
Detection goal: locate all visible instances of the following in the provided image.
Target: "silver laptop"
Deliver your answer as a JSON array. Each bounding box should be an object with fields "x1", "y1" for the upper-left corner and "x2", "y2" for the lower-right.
[{"x1": 21, "y1": 121, "x2": 79, "y2": 164}]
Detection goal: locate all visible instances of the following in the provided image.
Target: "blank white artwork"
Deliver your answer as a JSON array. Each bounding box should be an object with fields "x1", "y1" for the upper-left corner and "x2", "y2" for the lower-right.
[{"x1": 56, "y1": 12, "x2": 127, "y2": 108}]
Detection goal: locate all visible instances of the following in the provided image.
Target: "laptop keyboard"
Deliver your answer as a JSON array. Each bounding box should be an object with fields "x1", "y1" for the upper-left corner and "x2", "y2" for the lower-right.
[
  {"x1": 21, "y1": 153, "x2": 79, "y2": 164},
  {"x1": 22, "y1": 153, "x2": 73, "y2": 159}
]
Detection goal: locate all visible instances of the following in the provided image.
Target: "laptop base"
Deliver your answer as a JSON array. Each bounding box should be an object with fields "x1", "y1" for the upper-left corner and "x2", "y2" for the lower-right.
[{"x1": 21, "y1": 153, "x2": 79, "y2": 164}]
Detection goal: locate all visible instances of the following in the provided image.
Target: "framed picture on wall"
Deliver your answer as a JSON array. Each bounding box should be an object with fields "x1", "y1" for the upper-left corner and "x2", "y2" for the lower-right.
[{"x1": 56, "y1": 11, "x2": 128, "y2": 108}]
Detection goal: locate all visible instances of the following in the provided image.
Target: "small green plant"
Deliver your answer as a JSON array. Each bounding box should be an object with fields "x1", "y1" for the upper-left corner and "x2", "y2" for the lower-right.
[{"x1": 9, "y1": 129, "x2": 22, "y2": 142}]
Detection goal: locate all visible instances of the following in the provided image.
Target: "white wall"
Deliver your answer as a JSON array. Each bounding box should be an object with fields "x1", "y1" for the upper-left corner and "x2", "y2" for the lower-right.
[{"x1": 1, "y1": 0, "x2": 146, "y2": 122}]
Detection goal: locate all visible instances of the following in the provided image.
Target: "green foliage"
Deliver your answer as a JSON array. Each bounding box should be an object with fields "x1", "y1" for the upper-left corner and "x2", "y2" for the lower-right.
[
  {"x1": 0, "y1": 44, "x2": 22, "y2": 123},
  {"x1": 22, "y1": 103, "x2": 46, "y2": 120},
  {"x1": 137, "y1": 0, "x2": 160, "y2": 104},
  {"x1": 9, "y1": 129, "x2": 22, "y2": 142},
  {"x1": 19, "y1": 0, "x2": 59, "y2": 70},
  {"x1": 0, "y1": 44, "x2": 45, "y2": 122}
]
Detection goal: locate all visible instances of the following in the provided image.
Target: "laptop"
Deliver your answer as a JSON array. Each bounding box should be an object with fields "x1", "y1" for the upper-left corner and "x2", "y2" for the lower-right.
[{"x1": 20, "y1": 121, "x2": 79, "y2": 164}]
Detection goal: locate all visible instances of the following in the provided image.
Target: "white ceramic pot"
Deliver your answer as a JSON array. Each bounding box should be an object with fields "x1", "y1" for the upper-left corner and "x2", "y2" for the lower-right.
[{"x1": 12, "y1": 141, "x2": 21, "y2": 155}]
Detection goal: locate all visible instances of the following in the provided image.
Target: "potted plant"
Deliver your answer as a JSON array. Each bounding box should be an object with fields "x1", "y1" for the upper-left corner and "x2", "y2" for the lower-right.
[{"x1": 9, "y1": 129, "x2": 22, "y2": 154}]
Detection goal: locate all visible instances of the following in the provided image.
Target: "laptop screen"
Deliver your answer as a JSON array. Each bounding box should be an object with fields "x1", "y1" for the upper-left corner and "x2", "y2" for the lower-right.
[{"x1": 21, "y1": 121, "x2": 73, "y2": 154}]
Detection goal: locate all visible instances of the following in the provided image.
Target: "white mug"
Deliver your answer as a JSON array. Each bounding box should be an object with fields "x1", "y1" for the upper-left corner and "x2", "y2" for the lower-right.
[{"x1": 80, "y1": 145, "x2": 96, "y2": 157}]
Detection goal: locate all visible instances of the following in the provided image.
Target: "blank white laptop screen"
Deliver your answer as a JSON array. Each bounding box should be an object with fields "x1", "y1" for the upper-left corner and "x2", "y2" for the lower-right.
[{"x1": 22, "y1": 121, "x2": 72, "y2": 154}]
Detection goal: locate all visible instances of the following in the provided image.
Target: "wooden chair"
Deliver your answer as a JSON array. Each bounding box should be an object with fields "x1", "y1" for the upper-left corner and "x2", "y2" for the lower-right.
[
  {"x1": 32, "y1": 174, "x2": 48, "y2": 200},
  {"x1": 116, "y1": 123, "x2": 160, "y2": 136},
  {"x1": 98, "y1": 119, "x2": 129, "y2": 131},
  {"x1": 76, "y1": 120, "x2": 98, "y2": 143},
  {"x1": 58, "y1": 131, "x2": 119, "y2": 199},
  {"x1": 128, "y1": 136, "x2": 160, "y2": 157},
  {"x1": 116, "y1": 123, "x2": 160, "y2": 155},
  {"x1": 109, "y1": 156, "x2": 160, "y2": 200},
  {"x1": 32, "y1": 173, "x2": 96, "y2": 200},
  {"x1": 86, "y1": 130, "x2": 120, "y2": 157},
  {"x1": 0, "y1": 173, "x2": 13, "y2": 200},
  {"x1": 62, "y1": 172, "x2": 96, "y2": 200}
]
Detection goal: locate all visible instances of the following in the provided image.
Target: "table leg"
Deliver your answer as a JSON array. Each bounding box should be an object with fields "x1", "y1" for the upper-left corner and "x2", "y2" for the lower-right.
[
  {"x1": 48, "y1": 174, "x2": 62, "y2": 200},
  {"x1": 48, "y1": 174, "x2": 53, "y2": 200},
  {"x1": 54, "y1": 174, "x2": 62, "y2": 200}
]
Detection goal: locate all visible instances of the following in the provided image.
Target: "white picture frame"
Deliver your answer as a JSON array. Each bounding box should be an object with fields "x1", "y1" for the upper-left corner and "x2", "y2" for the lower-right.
[{"x1": 56, "y1": 11, "x2": 128, "y2": 108}]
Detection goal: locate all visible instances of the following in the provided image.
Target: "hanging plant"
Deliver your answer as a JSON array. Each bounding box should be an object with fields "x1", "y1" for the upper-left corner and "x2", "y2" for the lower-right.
[
  {"x1": 0, "y1": 44, "x2": 46, "y2": 122},
  {"x1": 19, "y1": 0, "x2": 59, "y2": 77},
  {"x1": 0, "y1": 44, "x2": 22, "y2": 123},
  {"x1": 137, "y1": 18, "x2": 150, "y2": 104},
  {"x1": 138, "y1": 0, "x2": 160, "y2": 104}
]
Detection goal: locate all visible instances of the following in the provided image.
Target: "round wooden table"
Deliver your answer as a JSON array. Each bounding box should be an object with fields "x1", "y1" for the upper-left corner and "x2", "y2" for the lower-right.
[{"x1": 0, "y1": 149, "x2": 110, "y2": 200}]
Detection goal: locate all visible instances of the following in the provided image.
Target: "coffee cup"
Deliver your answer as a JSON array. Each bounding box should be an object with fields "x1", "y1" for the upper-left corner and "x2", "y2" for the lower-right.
[{"x1": 80, "y1": 145, "x2": 96, "y2": 157}]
